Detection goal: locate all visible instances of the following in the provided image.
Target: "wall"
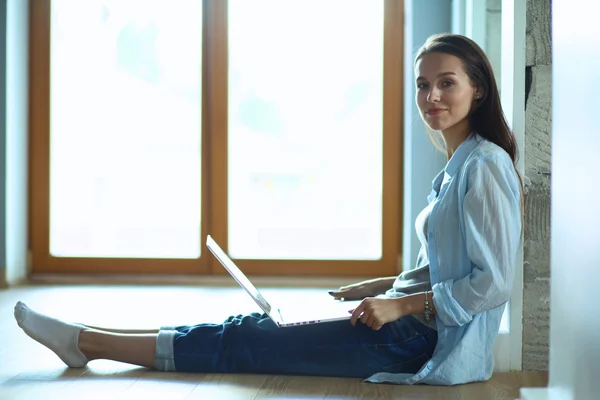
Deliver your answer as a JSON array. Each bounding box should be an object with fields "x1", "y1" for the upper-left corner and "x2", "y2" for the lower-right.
[
  {"x1": 402, "y1": 0, "x2": 450, "y2": 271},
  {"x1": 522, "y1": 0, "x2": 552, "y2": 370},
  {"x1": 522, "y1": 0, "x2": 600, "y2": 397},
  {"x1": 486, "y1": 0, "x2": 502, "y2": 88},
  {"x1": 0, "y1": 0, "x2": 7, "y2": 287}
]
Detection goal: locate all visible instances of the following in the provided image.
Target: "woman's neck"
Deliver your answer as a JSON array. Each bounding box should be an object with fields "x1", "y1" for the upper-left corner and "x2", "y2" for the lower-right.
[{"x1": 441, "y1": 120, "x2": 471, "y2": 160}]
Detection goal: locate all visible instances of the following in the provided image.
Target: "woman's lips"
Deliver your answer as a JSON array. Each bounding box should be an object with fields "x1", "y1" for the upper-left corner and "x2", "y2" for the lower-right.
[{"x1": 426, "y1": 108, "x2": 446, "y2": 116}]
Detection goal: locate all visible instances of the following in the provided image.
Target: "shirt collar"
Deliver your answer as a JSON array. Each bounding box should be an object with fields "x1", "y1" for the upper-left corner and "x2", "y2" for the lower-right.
[{"x1": 428, "y1": 133, "x2": 482, "y2": 202}]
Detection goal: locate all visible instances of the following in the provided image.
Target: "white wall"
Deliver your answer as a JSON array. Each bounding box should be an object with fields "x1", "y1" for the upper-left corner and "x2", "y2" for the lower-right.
[
  {"x1": 501, "y1": 0, "x2": 526, "y2": 373},
  {"x1": 0, "y1": 0, "x2": 6, "y2": 286},
  {"x1": 485, "y1": 0, "x2": 502, "y2": 90},
  {"x1": 521, "y1": 0, "x2": 600, "y2": 398},
  {"x1": 402, "y1": 0, "x2": 450, "y2": 271},
  {"x1": 5, "y1": 0, "x2": 29, "y2": 285}
]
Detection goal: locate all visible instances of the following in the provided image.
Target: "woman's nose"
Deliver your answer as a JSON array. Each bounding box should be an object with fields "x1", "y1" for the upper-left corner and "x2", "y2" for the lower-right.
[{"x1": 427, "y1": 88, "x2": 441, "y2": 102}]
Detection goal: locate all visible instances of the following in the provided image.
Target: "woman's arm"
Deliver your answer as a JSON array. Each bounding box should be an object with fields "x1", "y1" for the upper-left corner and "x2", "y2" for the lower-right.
[
  {"x1": 329, "y1": 276, "x2": 397, "y2": 300},
  {"x1": 348, "y1": 292, "x2": 437, "y2": 329},
  {"x1": 401, "y1": 291, "x2": 437, "y2": 315},
  {"x1": 432, "y1": 155, "x2": 521, "y2": 327},
  {"x1": 370, "y1": 276, "x2": 398, "y2": 295}
]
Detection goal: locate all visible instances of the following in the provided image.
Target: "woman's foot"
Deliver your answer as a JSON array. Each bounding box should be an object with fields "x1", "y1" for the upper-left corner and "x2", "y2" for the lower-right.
[{"x1": 14, "y1": 301, "x2": 88, "y2": 368}]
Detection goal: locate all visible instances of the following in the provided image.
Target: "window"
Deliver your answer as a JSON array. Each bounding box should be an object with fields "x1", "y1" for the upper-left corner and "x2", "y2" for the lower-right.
[{"x1": 29, "y1": 0, "x2": 404, "y2": 276}]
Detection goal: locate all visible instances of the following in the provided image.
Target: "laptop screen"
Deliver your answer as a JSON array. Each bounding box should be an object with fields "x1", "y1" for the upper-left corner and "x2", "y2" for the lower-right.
[{"x1": 206, "y1": 235, "x2": 272, "y2": 314}]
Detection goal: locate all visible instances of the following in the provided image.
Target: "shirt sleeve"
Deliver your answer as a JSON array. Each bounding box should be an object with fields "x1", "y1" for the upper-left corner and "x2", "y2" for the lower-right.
[{"x1": 432, "y1": 155, "x2": 522, "y2": 327}]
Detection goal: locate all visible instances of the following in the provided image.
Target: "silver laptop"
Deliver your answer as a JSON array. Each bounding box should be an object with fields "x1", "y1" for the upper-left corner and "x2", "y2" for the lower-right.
[{"x1": 206, "y1": 235, "x2": 356, "y2": 327}]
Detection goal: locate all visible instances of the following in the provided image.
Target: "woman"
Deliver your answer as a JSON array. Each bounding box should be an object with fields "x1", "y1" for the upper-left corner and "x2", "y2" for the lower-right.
[{"x1": 14, "y1": 33, "x2": 522, "y2": 385}]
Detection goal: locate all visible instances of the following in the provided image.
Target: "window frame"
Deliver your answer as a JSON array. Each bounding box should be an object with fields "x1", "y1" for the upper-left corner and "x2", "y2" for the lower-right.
[{"x1": 29, "y1": 0, "x2": 404, "y2": 277}]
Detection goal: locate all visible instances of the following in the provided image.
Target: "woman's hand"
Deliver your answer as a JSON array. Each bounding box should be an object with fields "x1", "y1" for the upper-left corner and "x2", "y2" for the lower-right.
[
  {"x1": 328, "y1": 277, "x2": 394, "y2": 301},
  {"x1": 348, "y1": 297, "x2": 408, "y2": 331}
]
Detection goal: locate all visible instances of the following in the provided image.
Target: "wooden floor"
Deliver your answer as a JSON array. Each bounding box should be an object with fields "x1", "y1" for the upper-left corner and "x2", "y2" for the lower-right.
[{"x1": 0, "y1": 284, "x2": 548, "y2": 399}]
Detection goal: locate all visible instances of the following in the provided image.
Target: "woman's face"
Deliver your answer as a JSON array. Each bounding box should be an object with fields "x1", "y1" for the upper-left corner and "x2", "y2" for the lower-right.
[{"x1": 415, "y1": 52, "x2": 479, "y2": 135}]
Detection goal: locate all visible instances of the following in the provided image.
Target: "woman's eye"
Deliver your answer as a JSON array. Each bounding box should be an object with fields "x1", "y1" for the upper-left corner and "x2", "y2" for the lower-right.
[
  {"x1": 417, "y1": 83, "x2": 428, "y2": 89},
  {"x1": 441, "y1": 80, "x2": 454, "y2": 88}
]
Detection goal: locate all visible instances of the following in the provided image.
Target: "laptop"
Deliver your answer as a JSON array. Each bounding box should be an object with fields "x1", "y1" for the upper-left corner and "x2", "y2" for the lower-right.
[{"x1": 206, "y1": 235, "x2": 357, "y2": 327}]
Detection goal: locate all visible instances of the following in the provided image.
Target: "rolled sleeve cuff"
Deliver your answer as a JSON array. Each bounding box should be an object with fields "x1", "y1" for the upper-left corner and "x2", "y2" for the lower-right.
[{"x1": 432, "y1": 280, "x2": 473, "y2": 327}]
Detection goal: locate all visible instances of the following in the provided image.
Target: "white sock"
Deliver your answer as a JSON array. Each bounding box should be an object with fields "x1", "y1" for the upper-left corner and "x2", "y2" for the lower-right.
[{"x1": 14, "y1": 301, "x2": 88, "y2": 368}]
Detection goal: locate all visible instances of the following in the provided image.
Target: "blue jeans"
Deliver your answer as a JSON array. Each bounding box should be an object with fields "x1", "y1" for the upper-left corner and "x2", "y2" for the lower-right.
[{"x1": 156, "y1": 313, "x2": 437, "y2": 378}]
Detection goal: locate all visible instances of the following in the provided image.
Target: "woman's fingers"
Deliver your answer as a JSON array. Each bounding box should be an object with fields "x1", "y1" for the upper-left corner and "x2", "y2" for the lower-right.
[
  {"x1": 329, "y1": 289, "x2": 356, "y2": 301},
  {"x1": 350, "y1": 298, "x2": 377, "y2": 327},
  {"x1": 364, "y1": 313, "x2": 377, "y2": 328},
  {"x1": 328, "y1": 286, "x2": 350, "y2": 296},
  {"x1": 349, "y1": 301, "x2": 367, "y2": 326},
  {"x1": 349, "y1": 298, "x2": 386, "y2": 331},
  {"x1": 328, "y1": 289, "x2": 347, "y2": 301}
]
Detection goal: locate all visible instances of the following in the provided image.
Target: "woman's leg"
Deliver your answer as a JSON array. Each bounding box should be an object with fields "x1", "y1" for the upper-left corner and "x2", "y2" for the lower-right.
[
  {"x1": 14, "y1": 301, "x2": 158, "y2": 369},
  {"x1": 169, "y1": 313, "x2": 437, "y2": 378},
  {"x1": 81, "y1": 325, "x2": 159, "y2": 335},
  {"x1": 78, "y1": 329, "x2": 157, "y2": 369},
  {"x1": 15, "y1": 301, "x2": 437, "y2": 378}
]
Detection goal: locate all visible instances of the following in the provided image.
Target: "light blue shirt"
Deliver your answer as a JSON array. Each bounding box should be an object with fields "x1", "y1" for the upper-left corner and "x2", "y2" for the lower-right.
[{"x1": 366, "y1": 133, "x2": 522, "y2": 385}]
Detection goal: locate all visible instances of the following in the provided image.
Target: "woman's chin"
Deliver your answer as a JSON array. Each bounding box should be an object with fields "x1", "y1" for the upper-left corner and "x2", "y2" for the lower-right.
[{"x1": 424, "y1": 122, "x2": 444, "y2": 131}]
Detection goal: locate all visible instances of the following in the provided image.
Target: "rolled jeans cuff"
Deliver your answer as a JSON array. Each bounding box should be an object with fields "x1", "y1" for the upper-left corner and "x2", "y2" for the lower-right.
[{"x1": 155, "y1": 328, "x2": 177, "y2": 372}]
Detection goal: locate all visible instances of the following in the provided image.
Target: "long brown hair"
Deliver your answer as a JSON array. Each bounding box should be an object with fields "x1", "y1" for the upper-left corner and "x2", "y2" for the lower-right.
[{"x1": 415, "y1": 33, "x2": 524, "y2": 211}]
